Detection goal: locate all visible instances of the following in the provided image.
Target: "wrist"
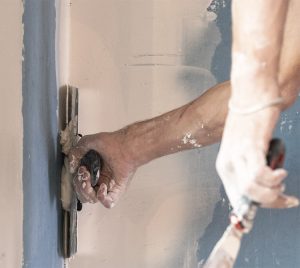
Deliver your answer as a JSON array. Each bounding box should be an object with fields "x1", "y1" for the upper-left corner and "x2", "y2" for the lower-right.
[
  {"x1": 226, "y1": 106, "x2": 280, "y2": 152},
  {"x1": 231, "y1": 54, "x2": 281, "y2": 107},
  {"x1": 115, "y1": 123, "x2": 156, "y2": 168},
  {"x1": 228, "y1": 97, "x2": 283, "y2": 115}
]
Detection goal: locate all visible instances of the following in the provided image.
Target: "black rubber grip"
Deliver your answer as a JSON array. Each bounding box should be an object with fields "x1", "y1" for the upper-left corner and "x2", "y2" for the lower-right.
[
  {"x1": 79, "y1": 149, "x2": 103, "y2": 187},
  {"x1": 266, "y1": 138, "x2": 285, "y2": 169}
]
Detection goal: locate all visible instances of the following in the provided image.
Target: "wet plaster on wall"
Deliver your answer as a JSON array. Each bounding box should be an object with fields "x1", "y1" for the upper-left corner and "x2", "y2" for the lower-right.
[
  {"x1": 22, "y1": 0, "x2": 63, "y2": 267},
  {"x1": 197, "y1": 1, "x2": 300, "y2": 267},
  {"x1": 0, "y1": 1, "x2": 23, "y2": 267}
]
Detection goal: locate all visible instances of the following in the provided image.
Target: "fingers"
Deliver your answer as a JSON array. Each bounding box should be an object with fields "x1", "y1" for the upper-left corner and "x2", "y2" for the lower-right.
[
  {"x1": 218, "y1": 155, "x2": 295, "y2": 208},
  {"x1": 218, "y1": 151, "x2": 290, "y2": 207},
  {"x1": 97, "y1": 181, "x2": 123, "y2": 209},
  {"x1": 73, "y1": 166, "x2": 98, "y2": 203},
  {"x1": 261, "y1": 194, "x2": 299, "y2": 209},
  {"x1": 73, "y1": 165, "x2": 125, "y2": 209},
  {"x1": 242, "y1": 181, "x2": 284, "y2": 204},
  {"x1": 241, "y1": 168, "x2": 288, "y2": 204},
  {"x1": 254, "y1": 167, "x2": 287, "y2": 188}
]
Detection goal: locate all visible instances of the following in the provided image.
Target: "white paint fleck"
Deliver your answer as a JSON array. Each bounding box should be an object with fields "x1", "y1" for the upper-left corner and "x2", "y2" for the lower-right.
[
  {"x1": 194, "y1": 144, "x2": 202, "y2": 148},
  {"x1": 182, "y1": 132, "x2": 192, "y2": 144},
  {"x1": 164, "y1": 115, "x2": 170, "y2": 121},
  {"x1": 197, "y1": 258, "x2": 205, "y2": 268},
  {"x1": 189, "y1": 139, "x2": 196, "y2": 144},
  {"x1": 182, "y1": 133, "x2": 202, "y2": 148}
]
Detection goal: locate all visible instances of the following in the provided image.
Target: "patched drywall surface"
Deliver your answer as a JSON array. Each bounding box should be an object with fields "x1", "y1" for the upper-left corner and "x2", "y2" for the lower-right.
[
  {"x1": 0, "y1": 1, "x2": 23, "y2": 268},
  {"x1": 68, "y1": 1, "x2": 221, "y2": 268}
]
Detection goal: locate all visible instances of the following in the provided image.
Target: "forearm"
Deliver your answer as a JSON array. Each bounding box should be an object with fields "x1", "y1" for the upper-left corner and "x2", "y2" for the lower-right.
[
  {"x1": 117, "y1": 74, "x2": 296, "y2": 168},
  {"x1": 231, "y1": 0, "x2": 289, "y2": 105},
  {"x1": 223, "y1": 0, "x2": 291, "y2": 152},
  {"x1": 215, "y1": 1, "x2": 296, "y2": 209},
  {"x1": 110, "y1": 0, "x2": 292, "y2": 168},
  {"x1": 119, "y1": 82, "x2": 229, "y2": 167}
]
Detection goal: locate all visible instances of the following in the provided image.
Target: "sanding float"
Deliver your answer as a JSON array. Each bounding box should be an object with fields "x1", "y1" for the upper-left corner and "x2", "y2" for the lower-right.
[{"x1": 59, "y1": 86, "x2": 102, "y2": 259}]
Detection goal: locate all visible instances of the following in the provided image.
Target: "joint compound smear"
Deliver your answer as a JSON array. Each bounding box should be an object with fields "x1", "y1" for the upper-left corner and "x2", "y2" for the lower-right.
[{"x1": 182, "y1": 133, "x2": 202, "y2": 148}]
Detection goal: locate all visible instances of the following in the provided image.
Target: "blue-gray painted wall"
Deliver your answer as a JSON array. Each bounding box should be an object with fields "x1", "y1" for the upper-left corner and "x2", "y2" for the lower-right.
[{"x1": 22, "y1": 0, "x2": 63, "y2": 267}]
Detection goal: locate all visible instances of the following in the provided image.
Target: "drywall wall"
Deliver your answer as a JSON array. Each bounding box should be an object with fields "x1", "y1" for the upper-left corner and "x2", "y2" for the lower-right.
[
  {"x1": 22, "y1": 0, "x2": 63, "y2": 267},
  {"x1": 0, "y1": 1, "x2": 23, "y2": 267},
  {"x1": 68, "y1": 1, "x2": 221, "y2": 267},
  {"x1": 66, "y1": 0, "x2": 300, "y2": 267}
]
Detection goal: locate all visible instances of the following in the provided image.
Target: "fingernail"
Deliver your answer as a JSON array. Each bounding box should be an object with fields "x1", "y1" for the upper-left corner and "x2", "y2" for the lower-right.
[
  {"x1": 110, "y1": 202, "x2": 115, "y2": 208},
  {"x1": 286, "y1": 197, "x2": 299, "y2": 208}
]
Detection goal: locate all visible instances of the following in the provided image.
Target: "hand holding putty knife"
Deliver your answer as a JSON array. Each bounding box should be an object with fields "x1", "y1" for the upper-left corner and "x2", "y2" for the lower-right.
[{"x1": 204, "y1": 138, "x2": 296, "y2": 268}]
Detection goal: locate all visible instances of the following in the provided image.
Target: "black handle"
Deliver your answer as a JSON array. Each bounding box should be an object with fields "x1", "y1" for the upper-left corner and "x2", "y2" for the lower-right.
[
  {"x1": 79, "y1": 149, "x2": 103, "y2": 187},
  {"x1": 266, "y1": 138, "x2": 285, "y2": 169},
  {"x1": 75, "y1": 149, "x2": 103, "y2": 211}
]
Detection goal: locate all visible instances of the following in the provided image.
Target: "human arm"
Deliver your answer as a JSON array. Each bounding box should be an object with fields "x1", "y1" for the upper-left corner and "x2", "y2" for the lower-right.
[
  {"x1": 216, "y1": 0, "x2": 298, "y2": 209},
  {"x1": 69, "y1": 82, "x2": 229, "y2": 207},
  {"x1": 69, "y1": 0, "x2": 300, "y2": 209}
]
